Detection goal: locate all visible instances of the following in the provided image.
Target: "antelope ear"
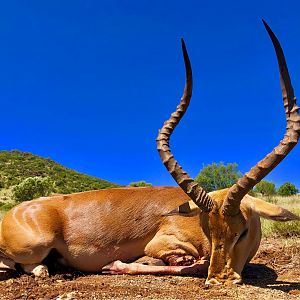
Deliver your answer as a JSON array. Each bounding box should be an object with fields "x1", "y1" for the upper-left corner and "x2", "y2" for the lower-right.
[
  {"x1": 164, "y1": 201, "x2": 200, "y2": 217},
  {"x1": 244, "y1": 196, "x2": 300, "y2": 222}
]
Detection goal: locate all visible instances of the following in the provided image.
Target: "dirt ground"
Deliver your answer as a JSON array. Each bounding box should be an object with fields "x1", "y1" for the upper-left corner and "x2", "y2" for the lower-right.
[{"x1": 0, "y1": 237, "x2": 299, "y2": 300}]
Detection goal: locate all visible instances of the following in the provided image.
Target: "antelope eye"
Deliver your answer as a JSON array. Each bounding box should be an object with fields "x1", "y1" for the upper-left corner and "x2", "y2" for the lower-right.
[{"x1": 238, "y1": 229, "x2": 248, "y2": 242}]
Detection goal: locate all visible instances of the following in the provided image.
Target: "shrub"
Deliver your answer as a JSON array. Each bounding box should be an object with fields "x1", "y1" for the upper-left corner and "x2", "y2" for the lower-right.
[
  {"x1": 12, "y1": 177, "x2": 54, "y2": 202},
  {"x1": 195, "y1": 162, "x2": 241, "y2": 192},
  {"x1": 0, "y1": 201, "x2": 15, "y2": 211},
  {"x1": 129, "y1": 181, "x2": 152, "y2": 187},
  {"x1": 254, "y1": 180, "x2": 276, "y2": 196},
  {"x1": 277, "y1": 182, "x2": 299, "y2": 196}
]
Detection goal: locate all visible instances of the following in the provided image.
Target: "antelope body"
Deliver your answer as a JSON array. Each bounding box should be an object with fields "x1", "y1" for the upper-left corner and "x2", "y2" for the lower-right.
[{"x1": 0, "y1": 21, "x2": 299, "y2": 284}]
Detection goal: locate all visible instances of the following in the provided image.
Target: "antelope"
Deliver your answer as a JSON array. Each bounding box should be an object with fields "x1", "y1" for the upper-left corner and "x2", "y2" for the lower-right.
[{"x1": 0, "y1": 21, "x2": 299, "y2": 285}]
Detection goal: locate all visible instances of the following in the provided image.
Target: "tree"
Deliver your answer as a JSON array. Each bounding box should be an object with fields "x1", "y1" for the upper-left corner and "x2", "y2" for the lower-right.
[
  {"x1": 129, "y1": 181, "x2": 152, "y2": 187},
  {"x1": 254, "y1": 180, "x2": 276, "y2": 196},
  {"x1": 12, "y1": 176, "x2": 54, "y2": 202},
  {"x1": 195, "y1": 162, "x2": 241, "y2": 193},
  {"x1": 277, "y1": 182, "x2": 299, "y2": 196}
]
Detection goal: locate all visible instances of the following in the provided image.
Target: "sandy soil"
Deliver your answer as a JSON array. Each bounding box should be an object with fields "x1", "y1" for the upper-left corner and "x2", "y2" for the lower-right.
[{"x1": 0, "y1": 237, "x2": 299, "y2": 300}]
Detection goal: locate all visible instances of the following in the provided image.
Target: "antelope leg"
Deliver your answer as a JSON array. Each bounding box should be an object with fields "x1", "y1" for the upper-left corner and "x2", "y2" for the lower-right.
[{"x1": 102, "y1": 258, "x2": 209, "y2": 276}]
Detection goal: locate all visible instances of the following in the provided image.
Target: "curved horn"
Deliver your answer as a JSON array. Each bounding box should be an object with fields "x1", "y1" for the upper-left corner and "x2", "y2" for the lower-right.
[
  {"x1": 156, "y1": 39, "x2": 214, "y2": 212},
  {"x1": 222, "y1": 20, "x2": 300, "y2": 216}
]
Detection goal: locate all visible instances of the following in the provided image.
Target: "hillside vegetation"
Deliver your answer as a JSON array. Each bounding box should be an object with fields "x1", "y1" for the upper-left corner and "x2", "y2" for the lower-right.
[{"x1": 0, "y1": 150, "x2": 119, "y2": 205}]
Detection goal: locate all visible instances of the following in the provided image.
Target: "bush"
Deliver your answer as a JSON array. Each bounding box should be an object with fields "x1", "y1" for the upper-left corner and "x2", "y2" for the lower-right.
[
  {"x1": 0, "y1": 201, "x2": 15, "y2": 211},
  {"x1": 12, "y1": 177, "x2": 54, "y2": 202},
  {"x1": 254, "y1": 180, "x2": 276, "y2": 196},
  {"x1": 195, "y1": 162, "x2": 241, "y2": 192},
  {"x1": 129, "y1": 181, "x2": 152, "y2": 187},
  {"x1": 277, "y1": 182, "x2": 299, "y2": 196}
]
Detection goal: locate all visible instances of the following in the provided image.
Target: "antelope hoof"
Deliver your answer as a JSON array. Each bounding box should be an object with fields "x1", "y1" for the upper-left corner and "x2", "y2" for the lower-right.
[
  {"x1": 32, "y1": 265, "x2": 49, "y2": 278},
  {"x1": 231, "y1": 278, "x2": 243, "y2": 285},
  {"x1": 22, "y1": 264, "x2": 49, "y2": 278},
  {"x1": 0, "y1": 269, "x2": 16, "y2": 281}
]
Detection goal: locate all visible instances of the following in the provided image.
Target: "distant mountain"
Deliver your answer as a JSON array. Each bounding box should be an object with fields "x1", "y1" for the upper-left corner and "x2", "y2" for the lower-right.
[{"x1": 0, "y1": 150, "x2": 120, "y2": 195}]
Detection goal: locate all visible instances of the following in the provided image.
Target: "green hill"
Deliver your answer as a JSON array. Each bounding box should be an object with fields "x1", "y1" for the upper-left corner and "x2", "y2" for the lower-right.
[{"x1": 0, "y1": 150, "x2": 120, "y2": 203}]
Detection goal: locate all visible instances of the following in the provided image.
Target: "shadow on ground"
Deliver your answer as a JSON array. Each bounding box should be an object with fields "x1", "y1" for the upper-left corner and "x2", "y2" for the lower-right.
[{"x1": 243, "y1": 263, "x2": 300, "y2": 293}]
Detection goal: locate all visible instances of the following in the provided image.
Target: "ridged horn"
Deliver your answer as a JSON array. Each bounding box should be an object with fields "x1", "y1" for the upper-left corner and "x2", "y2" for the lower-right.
[
  {"x1": 222, "y1": 20, "x2": 300, "y2": 216},
  {"x1": 156, "y1": 39, "x2": 214, "y2": 212}
]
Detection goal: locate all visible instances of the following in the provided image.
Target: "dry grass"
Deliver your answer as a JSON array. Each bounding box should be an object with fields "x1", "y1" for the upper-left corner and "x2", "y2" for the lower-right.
[
  {"x1": 261, "y1": 194, "x2": 300, "y2": 208},
  {"x1": 260, "y1": 195, "x2": 300, "y2": 237}
]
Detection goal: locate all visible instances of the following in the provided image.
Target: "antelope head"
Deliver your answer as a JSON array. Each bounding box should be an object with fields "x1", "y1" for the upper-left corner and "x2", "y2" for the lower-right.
[{"x1": 157, "y1": 20, "x2": 300, "y2": 285}]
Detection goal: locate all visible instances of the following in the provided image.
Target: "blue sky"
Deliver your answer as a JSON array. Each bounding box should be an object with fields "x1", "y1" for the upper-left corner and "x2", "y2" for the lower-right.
[{"x1": 1, "y1": 1, "x2": 300, "y2": 188}]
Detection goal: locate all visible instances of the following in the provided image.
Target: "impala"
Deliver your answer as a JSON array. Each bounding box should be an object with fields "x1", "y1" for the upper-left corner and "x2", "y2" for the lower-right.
[{"x1": 0, "y1": 21, "x2": 299, "y2": 284}]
